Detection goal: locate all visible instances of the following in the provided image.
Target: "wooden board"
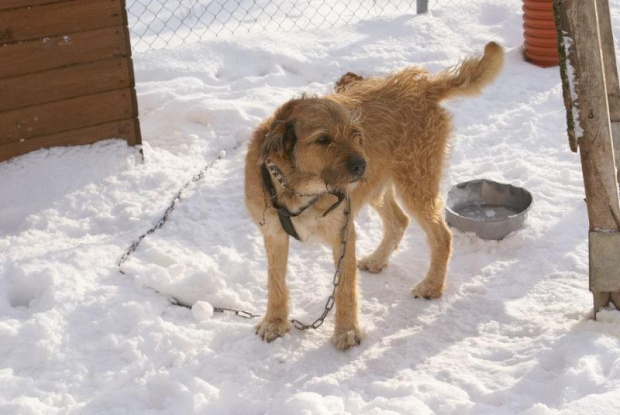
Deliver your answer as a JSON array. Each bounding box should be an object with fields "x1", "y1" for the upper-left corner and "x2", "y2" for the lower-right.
[
  {"x1": 0, "y1": 89, "x2": 135, "y2": 144},
  {"x1": 0, "y1": 26, "x2": 128, "y2": 79},
  {"x1": 0, "y1": 0, "x2": 124, "y2": 44},
  {"x1": 0, "y1": 58, "x2": 132, "y2": 112},
  {"x1": 557, "y1": 0, "x2": 620, "y2": 231},
  {"x1": 590, "y1": 232, "x2": 620, "y2": 292},
  {"x1": 0, "y1": 0, "x2": 76, "y2": 11},
  {"x1": 0, "y1": 118, "x2": 139, "y2": 161},
  {"x1": 596, "y1": 0, "x2": 620, "y2": 183}
]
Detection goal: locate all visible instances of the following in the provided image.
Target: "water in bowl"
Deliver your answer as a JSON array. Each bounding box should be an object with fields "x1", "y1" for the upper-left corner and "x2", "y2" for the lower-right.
[{"x1": 455, "y1": 204, "x2": 520, "y2": 221}]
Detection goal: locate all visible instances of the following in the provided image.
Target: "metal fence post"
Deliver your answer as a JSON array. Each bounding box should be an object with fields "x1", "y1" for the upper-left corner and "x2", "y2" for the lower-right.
[{"x1": 417, "y1": 0, "x2": 429, "y2": 13}]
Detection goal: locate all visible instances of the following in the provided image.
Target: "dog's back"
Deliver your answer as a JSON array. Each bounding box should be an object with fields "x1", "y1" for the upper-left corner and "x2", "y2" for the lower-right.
[
  {"x1": 330, "y1": 41, "x2": 504, "y2": 178},
  {"x1": 333, "y1": 42, "x2": 504, "y2": 103}
]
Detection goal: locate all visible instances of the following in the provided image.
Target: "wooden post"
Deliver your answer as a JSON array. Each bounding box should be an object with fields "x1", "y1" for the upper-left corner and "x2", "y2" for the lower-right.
[
  {"x1": 555, "y1": 0, "x2": 620, "y2": 313},
  {"x1": 417, "y1": 0, "x2": 429, "y2": 14},
  {"x1": 596, "y1": 0, "x2": 620, "y2": 185}
]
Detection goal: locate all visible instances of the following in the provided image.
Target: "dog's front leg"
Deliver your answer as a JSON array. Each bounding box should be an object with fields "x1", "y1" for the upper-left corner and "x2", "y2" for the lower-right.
[
  {"x1": 331, "y1": 224, "x2": 365, "y2": 350},
  {"x1": 256, "y1": 232, "x2": 291, "y2": 342}
]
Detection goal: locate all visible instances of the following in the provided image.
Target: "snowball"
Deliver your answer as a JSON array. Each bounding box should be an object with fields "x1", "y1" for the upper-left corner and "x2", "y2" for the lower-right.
[{"x1": 192, "y1": 301, "x2": 214, "y2": 321}]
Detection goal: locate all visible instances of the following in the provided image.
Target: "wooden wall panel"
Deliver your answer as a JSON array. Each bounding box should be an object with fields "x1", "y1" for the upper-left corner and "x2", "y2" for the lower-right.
[
  {"x1": 0, "y1": 89, "x2": 134, "y2": 145},
  {"x1": 0, "y1": 119, "x2": 139, "y2": 161},
  {"x1": 0, "y1": 26, "x2": 128, "y2": 79},
  {"x1": 0, "y1": 58, "x2": 132, "y2": 112},
  {"x1": 0, "y1": 1, "x2": 75, "y2": 12},
  {"x1": 0, "y1": 0, "x2": 124, "y2": 44}
]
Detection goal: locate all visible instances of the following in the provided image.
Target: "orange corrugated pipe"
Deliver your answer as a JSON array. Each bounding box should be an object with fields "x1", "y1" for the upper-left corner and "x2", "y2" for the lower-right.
[{"x1": 523, "y1": 0, "x2": 559, "y2": 67}]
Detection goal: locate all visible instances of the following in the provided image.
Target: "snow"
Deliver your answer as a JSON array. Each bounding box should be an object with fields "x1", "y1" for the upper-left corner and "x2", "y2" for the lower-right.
[
  {"x1": 561, "y1": 32, "x2": 583, "y2": 141},
  {"x1": 191, "y1": 301, "x2": 214, "y2": 321},
  {"x1": 126, "y1": 0, "x2": 426, "y2": 52},
  {"x1": 2, "y1": 0, "x2": 620, "y2": 413}
]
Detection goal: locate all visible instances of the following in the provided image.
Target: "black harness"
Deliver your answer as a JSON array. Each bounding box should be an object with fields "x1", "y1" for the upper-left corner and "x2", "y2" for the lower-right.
[{"x1": 261, "y1": 162, "x2": 345, "y2": 241}]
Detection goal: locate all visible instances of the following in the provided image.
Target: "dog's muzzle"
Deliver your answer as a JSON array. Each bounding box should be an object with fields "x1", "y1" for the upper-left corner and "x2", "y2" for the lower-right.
[{"x1": 348, "y1": 155, "x2": 366, "y2": 182}]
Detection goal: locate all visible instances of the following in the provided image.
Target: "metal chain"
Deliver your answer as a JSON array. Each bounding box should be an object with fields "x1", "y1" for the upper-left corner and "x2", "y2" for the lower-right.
[
  {"x1": 167, "y1": 296, "x2": 262, "y2": 318},
  {"x1": 290, "y1": 196, "x2": 350, "y2": 330},
  {"x1": 118, "y1": 155, "x2": 222, "y2": 276},
  {"x1": 118, "y1": 151, "x2": 351, "y2": 331},
  {"x1": 118, "y1": 152, "x2": 263, "y2": 318},
  {"x1": 266, "y1": 158, "x2": 328, "y2": 198}
]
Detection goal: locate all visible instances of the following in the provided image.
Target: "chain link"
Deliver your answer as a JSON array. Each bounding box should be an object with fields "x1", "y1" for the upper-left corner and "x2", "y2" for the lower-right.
[
  {"x1": 118, "y1": 151, "x2": 351, "y2": 331},
  {"x1": 213, "y1": 307, "x2": 262, "y2": 319}
]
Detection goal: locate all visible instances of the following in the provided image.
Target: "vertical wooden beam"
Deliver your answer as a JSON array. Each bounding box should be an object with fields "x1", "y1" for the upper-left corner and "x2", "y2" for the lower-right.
[
  {"x1": 596, "y1": 0, "x2": 620, "y2": 184},
  {"x1": 556, "y1": 0, "x2": 620, "y2": 314},
  {"x1": 595, "y1": 0, "x2": 620, "y2": 310},
  {"x1": 120, "y1": 0, "x2": 142, "y2": 146}
]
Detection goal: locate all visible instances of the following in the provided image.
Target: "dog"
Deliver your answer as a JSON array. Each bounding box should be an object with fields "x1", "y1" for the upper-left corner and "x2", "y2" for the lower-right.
[{"x1": 244, "y1": 42, "x2": 504, "y2": 350}]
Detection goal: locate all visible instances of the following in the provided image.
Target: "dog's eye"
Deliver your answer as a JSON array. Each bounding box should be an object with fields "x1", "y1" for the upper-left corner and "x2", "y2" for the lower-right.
[
  {"x1": 352, "y1": 131, "x2": 363, "y2": 144},
  {"x1": 316, "y1": 136, "x2": 332, "y2": 146}
]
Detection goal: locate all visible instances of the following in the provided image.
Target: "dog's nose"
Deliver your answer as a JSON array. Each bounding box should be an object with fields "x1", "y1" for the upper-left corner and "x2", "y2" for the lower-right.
[{"x1": 347, "y1": 156, "x2": 366, "y2": 178}]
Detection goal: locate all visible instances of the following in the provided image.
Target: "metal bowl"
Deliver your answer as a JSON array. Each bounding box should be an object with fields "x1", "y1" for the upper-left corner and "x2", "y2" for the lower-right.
[{"x1": 445, "y1": 179, "x2": 533, "y2": 240}]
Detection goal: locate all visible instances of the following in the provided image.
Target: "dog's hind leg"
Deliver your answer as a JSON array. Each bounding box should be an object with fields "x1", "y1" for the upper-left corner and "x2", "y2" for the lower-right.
[
  {"x1": 410, "y1": 204, "x2": 452, "y2": 299},
  {"x1": 395, "y1": 180, "x2": 452, "y2": 299},
  {"x1": 358, "y1": 185, "x2": 409, "y2": 273},
  {"x1": 256, "y1": 232, "x2": 291, "y2": 342}
]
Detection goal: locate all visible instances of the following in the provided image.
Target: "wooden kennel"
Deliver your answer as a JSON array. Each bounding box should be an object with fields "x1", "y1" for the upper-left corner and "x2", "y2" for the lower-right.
[{"x1": 0, "y1": 0, "x2": 141, "y2": 162}]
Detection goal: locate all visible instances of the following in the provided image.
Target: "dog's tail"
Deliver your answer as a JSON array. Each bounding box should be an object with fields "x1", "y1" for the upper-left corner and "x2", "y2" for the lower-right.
[{"x1": 428, "y1": 42, "x2": 504, "y2": 101}]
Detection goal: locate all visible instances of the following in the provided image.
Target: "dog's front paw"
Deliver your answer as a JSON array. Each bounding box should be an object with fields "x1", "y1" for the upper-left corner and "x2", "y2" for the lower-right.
[
  {"x1": 411, "y1": 279, "x2": 444, "y2": 299},
  {"x1": 256, "y1": 317, "x2": 290, "y2": 342},
  {"x1": 333, "y1": 326, "x2": 365, "y2": 350},
  {"x1": 358, "y1": 255, "x2": 388, "y2": 273}
]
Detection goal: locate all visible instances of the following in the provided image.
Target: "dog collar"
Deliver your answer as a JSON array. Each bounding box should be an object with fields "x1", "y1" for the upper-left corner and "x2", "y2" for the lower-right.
[{"x1": 261, "y1": 161, "x2": 346, "y2": 240}]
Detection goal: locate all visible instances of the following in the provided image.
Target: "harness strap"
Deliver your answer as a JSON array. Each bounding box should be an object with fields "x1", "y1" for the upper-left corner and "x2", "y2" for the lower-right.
[
  {"x1": 261, "y1": 163, "x2": 302, "y2": 240},
  {"x1": 261, "y1": 162, "x2": 347, "y2": 241}
]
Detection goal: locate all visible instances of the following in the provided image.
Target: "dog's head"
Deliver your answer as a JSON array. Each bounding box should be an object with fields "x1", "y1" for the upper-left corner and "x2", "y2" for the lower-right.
[{"x1": 260, "y1": 97, "x2": 367, "y2": 193}]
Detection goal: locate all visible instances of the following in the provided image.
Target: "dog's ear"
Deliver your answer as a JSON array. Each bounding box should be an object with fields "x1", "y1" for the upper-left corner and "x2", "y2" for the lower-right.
[
  {"x1": 261, "y1": 99, "x2": 300, "y2": 162},
  {"x1": 262, "y1": 120, "x2": 297, "y2": 160}
]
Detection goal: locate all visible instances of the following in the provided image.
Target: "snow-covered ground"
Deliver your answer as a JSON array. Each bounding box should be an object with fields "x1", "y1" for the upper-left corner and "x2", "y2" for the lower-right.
[{"x1": 2, "y1": 0, "x2": 620, "y2": 413}]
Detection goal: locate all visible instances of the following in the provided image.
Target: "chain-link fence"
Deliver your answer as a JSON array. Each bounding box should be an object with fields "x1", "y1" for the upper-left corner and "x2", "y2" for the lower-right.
[{"x1": 127, "y1": 0, "x2": 450, "y2": 52}]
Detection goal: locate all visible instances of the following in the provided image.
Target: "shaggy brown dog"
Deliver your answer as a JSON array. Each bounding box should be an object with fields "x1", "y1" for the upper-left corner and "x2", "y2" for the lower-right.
[{"x1": 245, "y1": 42, "x2": 504, "y2": 350}]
